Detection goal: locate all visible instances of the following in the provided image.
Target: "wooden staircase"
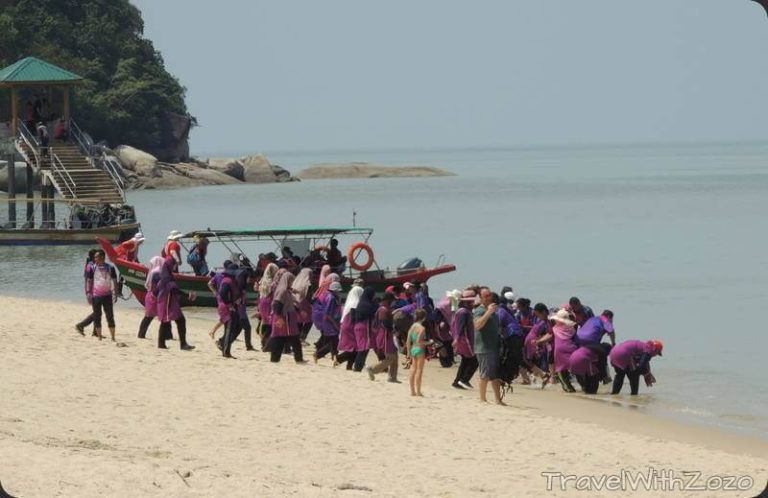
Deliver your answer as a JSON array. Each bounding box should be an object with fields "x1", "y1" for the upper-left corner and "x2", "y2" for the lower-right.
[{"x1": 14, "y1": 122, "x2": 125, "y2": 205}]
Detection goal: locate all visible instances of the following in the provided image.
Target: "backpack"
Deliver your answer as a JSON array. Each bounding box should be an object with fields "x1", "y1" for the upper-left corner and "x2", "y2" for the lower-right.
[
  {"x1": 187, "y1": 249, "x2": 200, "y2": 266},
  {"x1": 498, "y1": 336, "x2": 520, "y2": 398}
]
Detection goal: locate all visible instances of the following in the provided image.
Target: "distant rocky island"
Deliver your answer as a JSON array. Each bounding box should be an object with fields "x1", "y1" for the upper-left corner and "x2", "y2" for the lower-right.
[
  {"x1": 100, "y1": 148, "x2": 454, "y2": 190},
  {"x1": 297, "y1": 163, "x2": 454, "y2": 180}
]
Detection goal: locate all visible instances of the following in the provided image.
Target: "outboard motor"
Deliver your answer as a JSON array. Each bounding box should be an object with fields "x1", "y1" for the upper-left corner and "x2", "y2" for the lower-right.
[{"x1": 397, "y1": 257, "x2": 423, "y2": 275}]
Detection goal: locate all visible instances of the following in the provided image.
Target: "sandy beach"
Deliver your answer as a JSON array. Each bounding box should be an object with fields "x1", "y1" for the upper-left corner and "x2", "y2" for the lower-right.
[{"x1": 0, "y1": 296, "x2": 766, "y2": 497}]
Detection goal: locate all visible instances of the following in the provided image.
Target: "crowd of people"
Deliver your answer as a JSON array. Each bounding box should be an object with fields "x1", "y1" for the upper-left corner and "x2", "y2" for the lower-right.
[{"x1": 76, "y1": 232, "x2": 664, "y2": 403}]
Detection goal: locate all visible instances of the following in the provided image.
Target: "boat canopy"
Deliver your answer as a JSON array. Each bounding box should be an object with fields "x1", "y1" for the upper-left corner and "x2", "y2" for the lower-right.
[{"x1": 182, "y1": 227, "x2": 373, "y2": 240}]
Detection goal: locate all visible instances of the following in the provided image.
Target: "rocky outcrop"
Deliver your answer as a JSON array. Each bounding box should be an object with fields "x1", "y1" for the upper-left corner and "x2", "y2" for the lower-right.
[
  {"x1": 297, "y1": 163, "x2": 454, "y2": 180},
  {"x1": 111, "y1": 146, "x2": 297, "y2": 189}
]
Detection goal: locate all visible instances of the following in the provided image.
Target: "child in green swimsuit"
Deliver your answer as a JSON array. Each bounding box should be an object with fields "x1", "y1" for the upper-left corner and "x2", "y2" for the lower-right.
[{"x1": 406, "y1": 308, "x2": 429, "y2": 397}]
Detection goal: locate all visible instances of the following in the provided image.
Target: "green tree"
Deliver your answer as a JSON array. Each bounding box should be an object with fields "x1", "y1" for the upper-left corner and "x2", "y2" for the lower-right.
[{"x1": 1, "y1": 0, "x2": 193, "y2": 160}]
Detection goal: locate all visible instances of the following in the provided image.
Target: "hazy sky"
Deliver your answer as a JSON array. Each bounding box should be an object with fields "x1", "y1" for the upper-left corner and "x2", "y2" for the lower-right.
[{"x1": 130, "y1": 0, "x2": 768, "y2": 154}]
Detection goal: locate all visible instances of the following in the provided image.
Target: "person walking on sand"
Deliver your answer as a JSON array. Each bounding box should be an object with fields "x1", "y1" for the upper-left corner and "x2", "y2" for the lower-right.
[
  {"x1": 74, "y1": 248, "x2": 97, "y2": 335},
  {"x1": 312, "y1": 281, "x2": 344, "y2": 362},
  {"x1": 473, "y1": 287, "x2": 505, "y2": 405},
  {"x1": 137, "y1": 256, "x2": 164, "y2": 339},
  {"x1": 351, "y1": 286, "x2": 377, "y2": 372},
  {"x1": 207, "y1": 260, "x2": 235, "y2": 340},
  {"x1": 367, "y1": 293, "x2": 400, "y2": 383},
  {"x1": 336, "y1": 284, "x2": 363, "y2": 370},
  {"x1": 256, "y1": 262, "x2": 278, "y2": 350},
  {"x1": 406, "y1": 308, "x2": 429, "y2": 396},
  {"x1": 269, "y1": 271, "x2": 306, "y2": 363},
  {"x1": 156, "y1": 257, "x2": 195, "y2": 351},
  {"x1": 292, "y1": 268, "x2": 314, "y2": 345},
  {"x1": 451, "y1": 289, "x2": 478, "y2": 390},
  {"x1": 84, "y1": 250, "x2": 118, "y2": 341}
]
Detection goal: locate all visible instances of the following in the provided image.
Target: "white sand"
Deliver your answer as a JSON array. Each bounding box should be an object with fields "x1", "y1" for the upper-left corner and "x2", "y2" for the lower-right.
[{"x1": 0, "y1": 296, "x2": 766, "y2": 497}]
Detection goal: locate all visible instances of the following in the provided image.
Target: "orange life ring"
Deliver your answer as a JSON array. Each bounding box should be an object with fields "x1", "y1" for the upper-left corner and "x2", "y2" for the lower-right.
[{"x1": 348, "y1": 242, "x2": 375, "y2": 272}]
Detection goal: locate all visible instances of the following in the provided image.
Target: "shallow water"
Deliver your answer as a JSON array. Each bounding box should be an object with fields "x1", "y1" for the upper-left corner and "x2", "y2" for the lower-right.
[{"x1": 2, "y1": 142, "x2": 767, "y2": 438}]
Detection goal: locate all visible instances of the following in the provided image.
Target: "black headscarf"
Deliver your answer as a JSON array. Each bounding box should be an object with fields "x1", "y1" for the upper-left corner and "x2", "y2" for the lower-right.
[{"x1": 353, "y1": 286, "x2": 377, "y2": 322}]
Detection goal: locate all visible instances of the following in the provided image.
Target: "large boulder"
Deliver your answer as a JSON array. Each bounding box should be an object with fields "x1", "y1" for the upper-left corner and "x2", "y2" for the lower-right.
[
  {"x1": 114, "y1": 145, "x2": 160, "y2": 177},
  {"x1": 207, "y1": 158, "x2": 245, "y2": 182},
  {"x1": 240, "y1": 154, "x2": 297, "y2": 183},
  {"x1": 131, "y1": 162, "x2": 240, "y2": 189}
]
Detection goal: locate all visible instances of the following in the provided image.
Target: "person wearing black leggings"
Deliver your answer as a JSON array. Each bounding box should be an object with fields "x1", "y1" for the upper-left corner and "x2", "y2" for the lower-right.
[
  {"x1": 85, "y1": 250, "x2": 118, "y2": 341},
  {"x1": 609, "y1": 339, "x2": 663, "y2": 395},
  {"x1": 451, "y1": 290, "x2": 478, "y2": 389},
  {"x1": 155, "y1": 257, "x2": 195, "y2": 351}
]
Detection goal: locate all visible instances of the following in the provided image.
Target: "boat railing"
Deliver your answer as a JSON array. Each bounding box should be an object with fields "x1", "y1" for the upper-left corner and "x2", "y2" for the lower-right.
[
  {"x1": 51, "y1": 154, "x2": 77, "y2": 199},
  {"x1": 0, "y1": 197, "x2": 133, "y2": 230},
  {"x1": 435, "y1": 254, "x2": 446, "y2": 267}
]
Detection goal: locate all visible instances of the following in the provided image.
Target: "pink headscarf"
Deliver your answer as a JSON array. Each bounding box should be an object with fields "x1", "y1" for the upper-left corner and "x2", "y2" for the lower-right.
[
  {"x1": 291, "y1": 268, "x2": 313, "y2": 301},
  {"x1": 313, "y1": 266, "x2": 340, "y2": 299},
  {"x1": 258, "y1": 263, "x2": 279, "y2": 296},
  {"x1": 144, "y1": 256, "x2": 164, "y2": 290},
  {"x1": 273, "y1": 271, "x2": 296, "y2": 308}
]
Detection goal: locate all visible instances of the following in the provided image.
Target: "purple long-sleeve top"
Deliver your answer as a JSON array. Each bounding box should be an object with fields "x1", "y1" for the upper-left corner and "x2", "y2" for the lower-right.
[{"x1": 609, "y1": 340, "x2": 654, "y2": 372}]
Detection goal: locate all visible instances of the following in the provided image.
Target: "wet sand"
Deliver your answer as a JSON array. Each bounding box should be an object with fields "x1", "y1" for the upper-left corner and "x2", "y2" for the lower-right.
[{"x1": 0, "y1": 296, "x2": 766, "y2": 497}]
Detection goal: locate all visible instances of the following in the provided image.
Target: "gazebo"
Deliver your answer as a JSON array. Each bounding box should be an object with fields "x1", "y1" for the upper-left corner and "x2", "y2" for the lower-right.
[
  {"x1": 0, "y1": 56, "x2": 83, "y2": 136},
  {"x1": 0, "y1": 57, "x2": 83, "y2": 228}
]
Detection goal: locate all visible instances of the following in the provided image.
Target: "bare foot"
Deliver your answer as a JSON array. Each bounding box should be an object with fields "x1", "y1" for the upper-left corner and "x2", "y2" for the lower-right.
[
  {"x1": 480, "y1": 398, "x2": 488, "y2": 403},
  {"x1": 495, "y1": 400, "x2": 507, "y2": 406},
  {"x1": 416, "y1": 392, "x2": 424, "y2": 397}
]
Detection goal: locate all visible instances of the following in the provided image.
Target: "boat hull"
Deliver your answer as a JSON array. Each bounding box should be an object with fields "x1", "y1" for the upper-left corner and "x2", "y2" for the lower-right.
[
  {"x1": 97, "y1": 238, "x2": 456, "y2": 308},
  {"x1": 0, "y1": 224, "x2": 140, "y2": 246}
]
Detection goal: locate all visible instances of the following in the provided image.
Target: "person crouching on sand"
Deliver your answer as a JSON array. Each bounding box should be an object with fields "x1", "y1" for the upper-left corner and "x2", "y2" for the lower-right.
[
  {"x1": 406, "y1": 308, "x2": 429, "y2": 396},
  {"x1": 609, "y1": 339, "x2": 663, "y2": 395}
]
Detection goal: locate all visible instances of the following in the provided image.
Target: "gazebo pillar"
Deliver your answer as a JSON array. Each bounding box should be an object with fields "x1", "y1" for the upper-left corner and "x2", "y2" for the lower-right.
[
  {"x1": 25, "y1": 162, "x2": 34, "y2": 228},
  {"x1": 63, "y1": 88, "x2": 70, "y2": 123},
  {"x1": 6, "y1": 154, "x2": 16, "y2": 228},
  {"x1": 10, "y1": 87, "x2": 18, "y2": 136}
]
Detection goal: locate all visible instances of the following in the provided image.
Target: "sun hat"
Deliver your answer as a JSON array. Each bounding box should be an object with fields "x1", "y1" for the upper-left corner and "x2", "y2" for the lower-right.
[
  {"x1": 649, "y1": 340, "x2": 663, "y2": 356},
  {"x1": 403, "y1": 282, "x2": 414, "y2": 290},
  {"x1": 132, "y1": 232, "x2": 145, "y2": 244},
  {"x1": 329, "y1": 281, "x2": 343, "y2": 292},
  {"x1": 503, "y1": 291, "x2": 515, "y2": 302},
  {"x1": 385, "y1": 285, "x2": 396, "y2": 294},
  {"x1": 167, "y1": 229, "x2": 183, "y2": 240},
  {"x1": 460, "y1": 289, "x2": 476, "y2": 301},
  {"x1": 549, "y1": 309, "x2": 576, "y2": 327}
]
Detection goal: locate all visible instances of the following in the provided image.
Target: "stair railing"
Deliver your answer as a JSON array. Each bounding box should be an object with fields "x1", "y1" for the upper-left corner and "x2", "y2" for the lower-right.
[
  {"x1": 97, "y1": 153, "x2": 126, "y2": 201},
  {"x1": 16, "y1": 119, "x2": 42, "y2": 167},
  {"x1": 69, "y1": 119, "x2": 125, "y2": 202},
  {"x1": 68, "y1": 119, "x2": 93, "y2": 157},
  {"x1": 50, "y1": 154, "x2": 77, "y2": 199}
]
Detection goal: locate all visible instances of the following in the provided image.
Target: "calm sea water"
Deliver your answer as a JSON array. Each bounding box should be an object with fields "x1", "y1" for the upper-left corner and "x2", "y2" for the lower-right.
[{"x1": 2, "y1": 143, "x2": 767, "y2": 438}]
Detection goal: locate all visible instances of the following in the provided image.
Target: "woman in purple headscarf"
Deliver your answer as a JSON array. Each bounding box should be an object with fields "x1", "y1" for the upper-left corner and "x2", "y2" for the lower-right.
[
  {"x1": 155, "y1": 257, "x2": 195, "y2": 351},
  {"x1": 136, "y1": 256, "x2": 164, "y2": 339},
  {"x1": 269, "y1": 271, "x2": 306, "y2": 363}
]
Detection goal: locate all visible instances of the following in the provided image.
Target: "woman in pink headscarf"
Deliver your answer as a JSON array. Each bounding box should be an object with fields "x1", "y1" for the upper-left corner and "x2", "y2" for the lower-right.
[
  {"x1": 312, "y1": 264, "x2": 332, "y2": 300},
  {"x1": 257, "y1": 263, "x2": 278, "y2": 350},
  {"x1": 269, "y1": 271, "x2": 306, "y2": 363},
  {"x1": 137, "y1": 256, "x2": 164, "y2": 339},
  {"x1": 291, "y1": 268, "x2": 314, "y2": 345},
  {"x1": 155, "y1": 257, "x2": 195, "y2": 351}
]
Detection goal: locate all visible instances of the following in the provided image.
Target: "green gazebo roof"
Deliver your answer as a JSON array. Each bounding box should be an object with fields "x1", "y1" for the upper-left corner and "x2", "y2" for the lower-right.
[{"x1": 0, "y1": 57, "x2": 83, "y2": 87}]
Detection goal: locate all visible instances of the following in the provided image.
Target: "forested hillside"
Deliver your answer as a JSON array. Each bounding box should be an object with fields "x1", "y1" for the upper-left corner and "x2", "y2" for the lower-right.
[{"x1": 0, "y1": 0, "x2": 193, "y2": 161}]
